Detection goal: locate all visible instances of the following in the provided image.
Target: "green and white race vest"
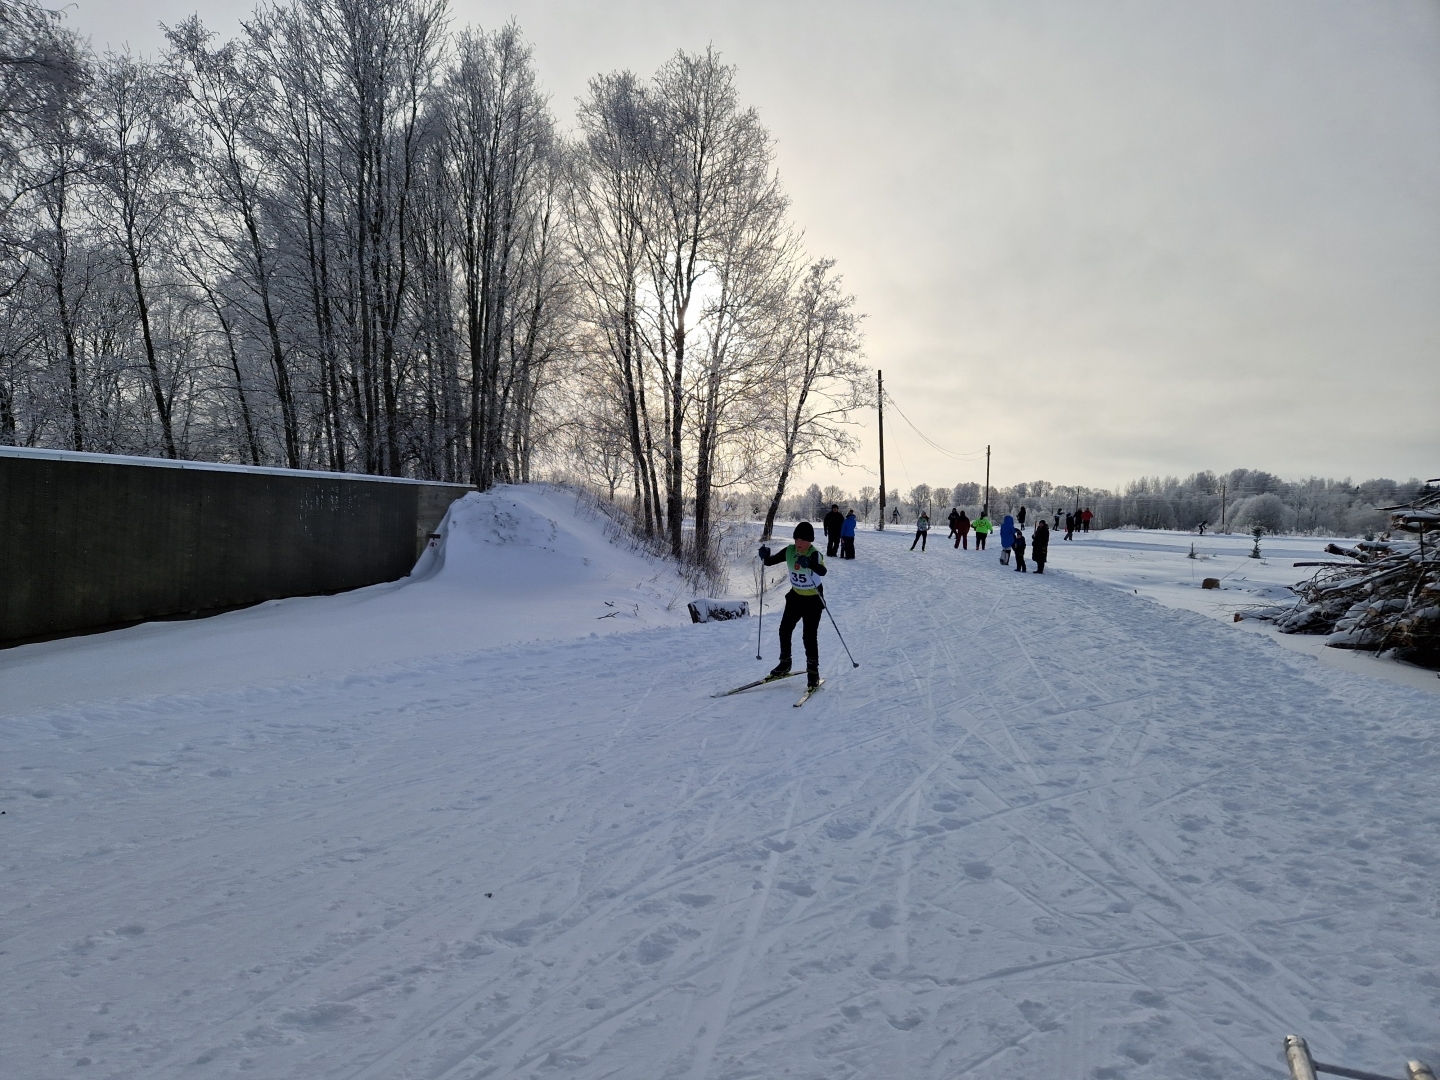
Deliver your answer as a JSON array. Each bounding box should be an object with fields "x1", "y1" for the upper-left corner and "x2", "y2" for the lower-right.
[{"x1": 785, "y1": 545, "x2": 823, "y2": 595}]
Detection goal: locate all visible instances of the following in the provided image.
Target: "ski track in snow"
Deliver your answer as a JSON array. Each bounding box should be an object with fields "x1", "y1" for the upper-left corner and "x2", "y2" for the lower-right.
[{"x1": 3, "y1": 492, "x2": 1440, "y2": 1079}]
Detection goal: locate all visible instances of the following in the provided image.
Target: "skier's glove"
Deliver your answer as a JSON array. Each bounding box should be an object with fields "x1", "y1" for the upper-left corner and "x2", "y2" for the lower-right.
[
  {"x1": 758, "y1": 545, "x2": 771, "y2": 561},
  {"x1": 794, "y1": 554, "x2": 810, "y2": 570}
]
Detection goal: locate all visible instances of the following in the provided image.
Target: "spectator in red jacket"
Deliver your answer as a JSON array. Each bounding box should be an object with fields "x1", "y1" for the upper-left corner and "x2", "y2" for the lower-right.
[{"x1": 1081, "y1": 507, "x2": 1093, "y2": 533}]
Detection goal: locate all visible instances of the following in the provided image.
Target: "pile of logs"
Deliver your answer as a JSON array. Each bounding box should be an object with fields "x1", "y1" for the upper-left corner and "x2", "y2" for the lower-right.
[{"x1": 1253, "y1": 483, "x2": 1439, "y2": 669}]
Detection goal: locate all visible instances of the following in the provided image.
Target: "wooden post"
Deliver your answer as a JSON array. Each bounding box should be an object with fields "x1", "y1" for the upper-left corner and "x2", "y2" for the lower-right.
[
  {"x1": 1286, "y1": 1035, "x2": 1319, "y2": 1080},
  {"x1": 983, "y1": 444, "x2": 990, "y2": 517},
  {"x1": 877, "y1": 370, "x2": 886, "y2": 531}
]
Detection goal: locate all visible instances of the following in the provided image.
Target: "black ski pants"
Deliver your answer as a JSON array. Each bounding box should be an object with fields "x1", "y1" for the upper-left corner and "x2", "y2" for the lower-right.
[
  {"x1": 841, "y1": 536, "x2": 855, "y2": 559},
  {"x1": 975, "y1": 532, "x2": 987, "y2": 549},
  {"x1": 911, "y1": 530, "x2": 928, "y2": 551},
  {"x1": 826, "y1": 533, "x2": 841, "y2": 557},
  {"x1": 778, "y1": 590, "x2": 823, "y2": 674}
]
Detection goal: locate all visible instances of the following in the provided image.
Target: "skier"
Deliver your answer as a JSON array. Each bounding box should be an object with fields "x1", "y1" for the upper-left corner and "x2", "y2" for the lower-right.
[
  {"x1": 954, "y1": 509, "x2": 971, "y2": 549},
  {"x1": 910, "y1": 511, "x2": 930, "y2": 551},
  {"x1": 759, "y1": 522, "x2": 827, "y2": 689},
  {"x1": 1017, "y1": 505, "x2": 1027, "y2": 527},
  {"x1": 1064, "y1": 512, "x2": 1075, "y2": 541},
  {"x1": 1082, "y1": 507, "x2": 1093, "y2": 533},
  {"x1": 891, "y1": 506, "x2": 901, "y2": 524},
  {"x1": 823, "y1": 503, "x2": 844, "y2": 557},
  {"x1": 840, "y1": 509, "x2": 857, "y2": 559},
  {"x1": 1032, "y1": 518, "x2": 1050, "y2": 573},
  {"x1": 1198, "y1": 520, "x2": 1208, "y2": 536},
  {"x1": 1012, "y1": 525, "x2": 1028, "y2": 572},
  {"x1": 999, "y1": 514, "x2": 1015, "y2": 565},
  {"x1": 947, "y1": 507, "x2": 962, "y2": 543},
  {"x1": 973, "y1": 511, "x2": 992, "y2": 550},
  {"x1": 1053, "y1": 508, "x2": 1061, "y2": 530}
]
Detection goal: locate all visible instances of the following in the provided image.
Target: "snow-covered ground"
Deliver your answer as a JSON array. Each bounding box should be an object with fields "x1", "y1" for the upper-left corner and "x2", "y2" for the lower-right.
[
  {"x1": 1046, "y1": 527, "x2": 1440, "y2": 696},
  {"x1": 4, "y1": 489, "x2": 1439, "y2": 1079}
]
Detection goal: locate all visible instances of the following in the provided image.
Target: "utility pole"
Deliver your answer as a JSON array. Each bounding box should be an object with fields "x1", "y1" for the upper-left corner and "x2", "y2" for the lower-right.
[
  {"x1": 1221, "y1": 480, "x2": 1228, "y2": 533},
  {"x1": 983, "y1": 444, "x2": 990, "y2": 516},
  {"x1": 877, "y1": 370, "x2": 886, "y2": 531}
]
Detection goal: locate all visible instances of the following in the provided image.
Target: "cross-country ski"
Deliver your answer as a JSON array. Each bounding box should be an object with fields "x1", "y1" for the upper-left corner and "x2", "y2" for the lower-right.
[
  {"x1": 793, "y1": 677, "x2": 824, "y2": 706},
  {"x1": 712, "y1": 670, "x2": 799, "y2": 697}
]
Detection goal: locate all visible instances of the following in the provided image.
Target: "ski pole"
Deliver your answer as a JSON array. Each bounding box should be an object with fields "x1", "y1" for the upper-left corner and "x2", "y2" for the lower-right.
[
  {"x1": 818, "y1": 585, "x2": 860, "y2": 668},
  {"x1": 755, "y1": 558, "x2": 764, "y2": 660}
]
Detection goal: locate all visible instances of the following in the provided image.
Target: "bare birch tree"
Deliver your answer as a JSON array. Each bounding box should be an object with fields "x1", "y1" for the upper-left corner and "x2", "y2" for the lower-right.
[{"x1": 760, "y1": 259, "x2": 866, "y2": 540}]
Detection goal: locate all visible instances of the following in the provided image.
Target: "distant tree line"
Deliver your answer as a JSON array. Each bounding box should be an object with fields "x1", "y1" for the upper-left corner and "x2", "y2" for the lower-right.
[
  {"x1": 0, "y1": 0, "x2": 867, "y2": 565},
  {"x1": 765, "y1": 470, "x2": 1431, "y2": 537}
]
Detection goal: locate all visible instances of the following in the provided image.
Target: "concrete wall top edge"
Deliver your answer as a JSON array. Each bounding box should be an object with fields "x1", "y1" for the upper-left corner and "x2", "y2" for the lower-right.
[{"x1": 0, "y1": 445, "x2": 476, "y2": 489}]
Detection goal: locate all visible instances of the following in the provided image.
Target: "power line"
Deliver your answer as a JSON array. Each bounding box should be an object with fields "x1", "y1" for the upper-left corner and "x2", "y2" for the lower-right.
[{"x1": 883, "y1": 392, "x2": 987, "y2": 462}]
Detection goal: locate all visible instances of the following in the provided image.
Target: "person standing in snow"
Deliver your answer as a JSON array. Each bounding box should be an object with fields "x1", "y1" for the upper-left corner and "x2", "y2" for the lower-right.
[
  {"x1": 947, "y1": 507, "x2": 962, "y2": 543},
  {"x1": 1017, "y1": 506, "x2": 1027, "y2": 527},
  {"x1": 823, "y1": 503, "x2": 845, "y2": 557},
  {"x1": 840, "y1": 509, "x2": 857, "y2": 559},
  {"x1": 1032, "y1": 519, "x2": 1050, "y2": 573},
  {"x1": 1064, "y1": 512, "x2": 1075, "y2": 541},
  {"x1": 891, "y1": 506, "x2": 900, "y2": 524},
  {"x1": 954, "y1": 509, "x2": 971, "y2": 549},
  {"x1": 758, "y1": 521, "x2": 827, "y2": 688},
  {"x1": 973, "y1": 511, "x2": 992, "y2": 550},
  {"x1": 910, "y1": 511, "x2": 931, "y2": 551},
  {"x1": 1082, "y1": 507, "x2": 1093, "y2": 533},
  {"x1": 999, "y1": 514, "x2": 1015, "y2": 564},
  {"x1": 1012, "y1": 525, "x2": 1028, "y2": 571},
  {"x1": 1053, "y1": 509, "x2": 1061, "y2": 530}
]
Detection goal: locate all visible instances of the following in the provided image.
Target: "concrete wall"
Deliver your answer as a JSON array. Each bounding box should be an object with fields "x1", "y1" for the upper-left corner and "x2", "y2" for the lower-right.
[{"x1": 0, "y1": 448, "x2": 471, "y2": 646}]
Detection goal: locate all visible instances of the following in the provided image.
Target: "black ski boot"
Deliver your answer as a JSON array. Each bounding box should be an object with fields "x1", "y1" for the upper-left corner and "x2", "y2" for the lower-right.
[
  {"x1": 807, "y1": 667, "x2": 821, "y2": 690},
  {"x1": 769, "y1": 661, "x2": 792, "y2": 679}
]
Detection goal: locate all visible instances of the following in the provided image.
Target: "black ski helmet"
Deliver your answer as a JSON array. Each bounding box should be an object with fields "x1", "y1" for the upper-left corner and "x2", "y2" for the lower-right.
[{"x1": 794, "y1": 521, "x2": 815, "y2": 542}]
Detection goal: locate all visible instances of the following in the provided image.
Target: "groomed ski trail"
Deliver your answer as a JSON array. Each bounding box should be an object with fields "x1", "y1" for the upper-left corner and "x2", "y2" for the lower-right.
[{"x1": 3, "y1": 501, "x2": 1439, "y2": 1079}]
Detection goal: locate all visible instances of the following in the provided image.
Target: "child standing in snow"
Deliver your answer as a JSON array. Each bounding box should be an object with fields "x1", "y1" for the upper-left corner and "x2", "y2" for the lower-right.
[
  {"x1": 759, "y1": 522, "x2": 827, "y2": 689},
  {"x1": 1012, "y1": 526, "x2": 1028, "y2": 572},
  {"x1": 973, "y1": 513, "x2": 992, "y2": 550},
  {"x1": 999, "y1": 514, "x2": 1015, "y2": 564},
  {"x1": 840, "y1": 509, "x2": 857, "y2": 559},
  {"x1": 910, "y1": 512, "x2": 930, "y2": 551}
]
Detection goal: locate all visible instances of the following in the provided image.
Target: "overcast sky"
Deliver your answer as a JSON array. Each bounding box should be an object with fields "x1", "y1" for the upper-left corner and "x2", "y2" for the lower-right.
[{"x1": 71, "y1": 1, "x2": 1440, "y2": 492}]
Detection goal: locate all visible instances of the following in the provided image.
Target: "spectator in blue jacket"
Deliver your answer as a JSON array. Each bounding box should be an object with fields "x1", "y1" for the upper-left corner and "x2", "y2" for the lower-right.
[
  {"x1": 999, "y1": 514, "x2": 1016, "y2": 565},
  {"x1": 840, "y1": 509, "x2": 857, "y2": 559}
]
